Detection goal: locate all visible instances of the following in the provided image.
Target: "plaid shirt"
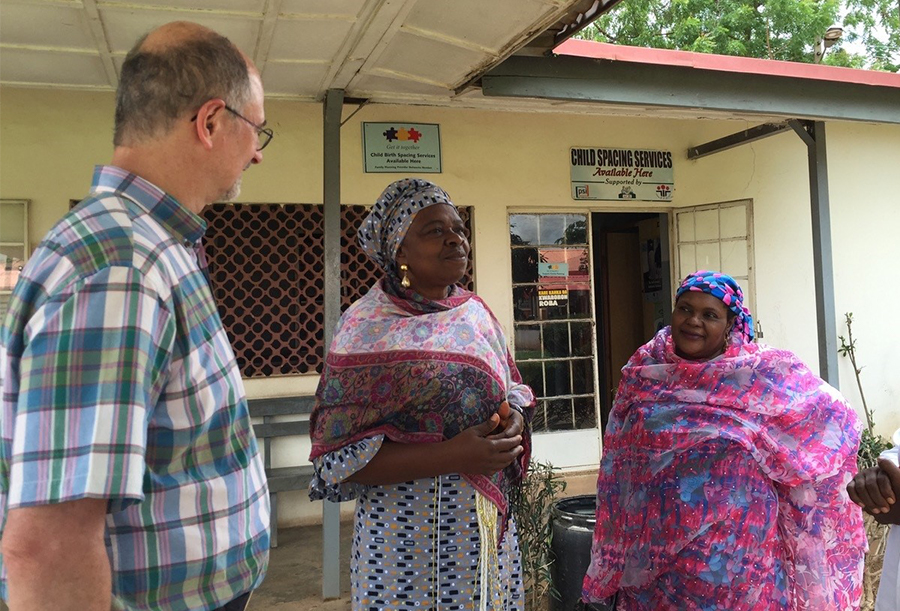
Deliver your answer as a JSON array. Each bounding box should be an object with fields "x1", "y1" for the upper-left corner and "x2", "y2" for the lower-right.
[{"x1": 0, "y1": 166, "x2": 269, "y2": 610}]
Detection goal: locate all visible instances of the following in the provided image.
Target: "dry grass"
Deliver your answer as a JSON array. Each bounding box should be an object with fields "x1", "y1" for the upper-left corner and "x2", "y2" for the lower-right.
[{"x1": 862, "y1": 514, "x2": 890, "y2": 611}]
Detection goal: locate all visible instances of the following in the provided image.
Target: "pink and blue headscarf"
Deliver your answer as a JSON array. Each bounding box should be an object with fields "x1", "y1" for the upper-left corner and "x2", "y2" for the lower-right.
[
  {"x1": 676, "y1": 270, "x2": 754, "y2": 342},
  {"x1": 357, "y1": 178, "x2": 455, "y2": 276}
]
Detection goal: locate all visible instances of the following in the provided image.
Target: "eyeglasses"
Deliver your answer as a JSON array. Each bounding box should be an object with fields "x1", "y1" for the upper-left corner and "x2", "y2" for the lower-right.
[
  {"x1": 191, "y1": 105, "x2": 274, "y2": 151},
  {"x1": 224, "y1": 105, "x2": 274, "y2": 151}
]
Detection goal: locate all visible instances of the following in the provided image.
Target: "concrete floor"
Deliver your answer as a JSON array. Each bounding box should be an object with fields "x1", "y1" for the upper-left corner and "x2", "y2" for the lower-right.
[
  {"x1": 251, "y1": 472, "x2": 600, "y2": 611},
  {"x1": 252, "y1": 521, "x2": 355, "y2": 611}
]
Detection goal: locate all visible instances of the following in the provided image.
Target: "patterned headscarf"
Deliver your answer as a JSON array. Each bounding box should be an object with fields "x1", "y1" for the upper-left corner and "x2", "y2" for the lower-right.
[
  {"x1": 357, "y1": 178, "x2": 455, "y2": 275},
  {"x1": 676, "y1": 270, "x2": 754, "y2": 342}
]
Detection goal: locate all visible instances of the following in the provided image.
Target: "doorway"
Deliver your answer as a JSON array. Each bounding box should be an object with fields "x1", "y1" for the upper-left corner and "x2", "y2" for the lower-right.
[{"x1": 591, "y1": 212, "x2": 672, "y2": 427}]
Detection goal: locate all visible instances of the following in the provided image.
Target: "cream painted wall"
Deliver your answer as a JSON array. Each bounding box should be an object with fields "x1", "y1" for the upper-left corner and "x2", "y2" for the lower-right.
[
  {"x1": 3, "y1": 86, "x2": 899, "y2": 527},
  {"x1": 828, "y1": 122, "x2": 900, "y2": 436}
]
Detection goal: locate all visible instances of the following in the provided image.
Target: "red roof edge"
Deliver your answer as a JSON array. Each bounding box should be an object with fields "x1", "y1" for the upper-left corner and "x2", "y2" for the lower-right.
[{"x1": 554, "y1": 38, "x2": 900, "y2": 88}]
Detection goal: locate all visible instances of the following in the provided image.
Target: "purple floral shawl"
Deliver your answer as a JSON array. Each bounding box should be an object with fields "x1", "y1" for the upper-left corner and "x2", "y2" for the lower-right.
[{"x1": 309, "y1": 279, "x2": 534, "y2": 526}]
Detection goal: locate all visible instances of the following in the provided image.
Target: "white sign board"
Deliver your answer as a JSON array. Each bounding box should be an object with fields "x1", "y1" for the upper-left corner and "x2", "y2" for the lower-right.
[
  {"x1": 363, "y1": 122, "x2": 441, "y2": 173},
  {"x1": 570, "y1": 147, "x2": 674, "y2": 201}
]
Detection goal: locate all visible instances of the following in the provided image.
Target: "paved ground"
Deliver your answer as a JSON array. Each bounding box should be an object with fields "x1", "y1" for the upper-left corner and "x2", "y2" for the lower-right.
[{"x1": 252, "y1": 521, "x2": 354, "y2": 611}]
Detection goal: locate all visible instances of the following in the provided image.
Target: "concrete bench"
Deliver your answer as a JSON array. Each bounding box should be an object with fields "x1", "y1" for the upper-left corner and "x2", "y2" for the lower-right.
[{"x1": 248, "y1": 396, "x2": 315, "y2": 548}]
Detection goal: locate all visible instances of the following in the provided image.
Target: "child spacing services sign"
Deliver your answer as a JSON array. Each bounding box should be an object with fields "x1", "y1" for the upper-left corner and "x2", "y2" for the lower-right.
[{"x1": 570, "y1": 147, "x2": 674, "y2": 201}]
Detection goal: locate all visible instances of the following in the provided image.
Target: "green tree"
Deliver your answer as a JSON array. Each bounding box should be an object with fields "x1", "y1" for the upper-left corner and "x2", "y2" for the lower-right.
[
  {"x1": 842, "y1": 0, "x2": 900, "y2": 70},
  {"x1": 577, "y1": 0, "x2": 899, "y2": 71}
]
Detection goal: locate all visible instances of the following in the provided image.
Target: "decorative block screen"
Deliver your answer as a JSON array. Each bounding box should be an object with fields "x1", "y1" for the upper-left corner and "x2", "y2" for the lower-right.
[{"x1": 202, "y1": 203, "x2": 473, "y2": 378}]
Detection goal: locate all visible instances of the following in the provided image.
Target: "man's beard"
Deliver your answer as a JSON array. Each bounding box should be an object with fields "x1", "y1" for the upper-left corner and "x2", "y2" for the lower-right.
[{"x1": 220, "y1": 176, "x2": 242, "y2": 202}]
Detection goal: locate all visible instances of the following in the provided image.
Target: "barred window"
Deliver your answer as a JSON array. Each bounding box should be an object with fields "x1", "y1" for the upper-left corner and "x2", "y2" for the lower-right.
[
  {"x1": 509, "y1": 213, "x2": 598, "y2": 432},
  {"x1": 202, "y1": 203, "x2": 474, "y2": 377}
]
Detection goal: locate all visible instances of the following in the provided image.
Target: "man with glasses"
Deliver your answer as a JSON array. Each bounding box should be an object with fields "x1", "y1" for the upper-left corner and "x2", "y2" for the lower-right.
[{"x1": 1, "y1": 21, "x2": 271, "y2": 611}]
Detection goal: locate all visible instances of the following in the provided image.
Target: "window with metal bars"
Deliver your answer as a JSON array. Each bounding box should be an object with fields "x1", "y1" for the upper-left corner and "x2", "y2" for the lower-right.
[
  {"x1": 509, "y1": 213, "x2": 598, "y2": 432},
  {"x1": 202, "y1": 203, "x2": 474, "y2": 377}
]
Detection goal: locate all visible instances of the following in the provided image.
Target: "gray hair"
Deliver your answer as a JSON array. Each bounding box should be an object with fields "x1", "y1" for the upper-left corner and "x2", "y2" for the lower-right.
[{"x1": 113, "y1": 30, "x2": 251, "y2": 146}]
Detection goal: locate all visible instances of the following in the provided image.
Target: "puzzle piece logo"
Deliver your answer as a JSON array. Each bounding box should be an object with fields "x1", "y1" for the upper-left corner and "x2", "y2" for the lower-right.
[{"x1": 382, "y1": 126, "x2": 423, "y2": 143}]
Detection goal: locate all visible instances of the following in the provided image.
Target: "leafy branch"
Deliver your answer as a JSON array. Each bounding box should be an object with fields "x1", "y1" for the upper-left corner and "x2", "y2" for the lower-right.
[
  {"x1": 509, "y1": 460, "x2": 567, "y2": 610},
  {"x1": 839, "y1": 312, "x2": 874, "y2": 433},
  {"x1": 838, "y1": 312, "x2": 891, "y2": 470}
]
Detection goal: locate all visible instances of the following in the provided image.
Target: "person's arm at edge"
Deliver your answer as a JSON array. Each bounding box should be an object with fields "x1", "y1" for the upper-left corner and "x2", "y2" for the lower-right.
[{"x1": 3, "y1": 498, "x2": 111, "y2": 611}]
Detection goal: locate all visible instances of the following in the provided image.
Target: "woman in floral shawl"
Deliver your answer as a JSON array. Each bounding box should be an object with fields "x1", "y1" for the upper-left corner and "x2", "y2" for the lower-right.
[
  {"x1": 582, "y1": 270, "x2": 865, "y2": 611},
  {"x1": 309, "y1": 178, "x2": 534, "y2": 611}
]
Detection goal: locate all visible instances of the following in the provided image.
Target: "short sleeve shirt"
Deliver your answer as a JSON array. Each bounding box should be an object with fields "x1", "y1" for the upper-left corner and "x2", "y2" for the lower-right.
[{"x1": 0, "y1": 166, "x2": 269, "y2": 610}]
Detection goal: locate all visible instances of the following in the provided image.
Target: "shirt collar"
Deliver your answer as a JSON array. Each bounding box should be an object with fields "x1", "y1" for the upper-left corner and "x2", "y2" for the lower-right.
[{"x1": 90, "y1": 165, "x2": 208, "y2": 246}]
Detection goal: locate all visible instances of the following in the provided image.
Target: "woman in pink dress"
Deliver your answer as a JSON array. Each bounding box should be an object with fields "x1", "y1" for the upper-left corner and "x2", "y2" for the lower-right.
[{"x1": 582, "y1": 270, "x2": 865, "y2": 611}]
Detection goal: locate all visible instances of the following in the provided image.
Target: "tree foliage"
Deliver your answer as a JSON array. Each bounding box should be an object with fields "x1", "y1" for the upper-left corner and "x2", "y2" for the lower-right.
[
  {"x1": 843, "y1": 0, "x2": 900, "y2": 70},
  {"x1": 577, "y1": 0, "x2": 899, "y2": 71}
]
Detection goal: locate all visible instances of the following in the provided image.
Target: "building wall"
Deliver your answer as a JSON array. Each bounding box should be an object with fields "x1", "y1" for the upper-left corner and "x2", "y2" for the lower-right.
[{"x1": 2, "y1": 86, "x2": 899, "y2": 526}]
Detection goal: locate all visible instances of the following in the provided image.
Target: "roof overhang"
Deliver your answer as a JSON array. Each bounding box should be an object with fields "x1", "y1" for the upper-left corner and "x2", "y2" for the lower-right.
[{"x1": 482, "y1": 41, "x2": 900, "y2": 124}]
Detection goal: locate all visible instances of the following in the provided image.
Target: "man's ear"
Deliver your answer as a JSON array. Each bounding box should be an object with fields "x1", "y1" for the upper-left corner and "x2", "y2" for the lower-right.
[{"x1": 193, "y1": 99, "x2": 227, "y2": 150}]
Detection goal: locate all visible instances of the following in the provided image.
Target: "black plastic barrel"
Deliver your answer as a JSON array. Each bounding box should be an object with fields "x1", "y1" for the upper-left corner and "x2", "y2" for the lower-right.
[{"x1": 549, "y1": 494, "x2": 610, "y2": 611}]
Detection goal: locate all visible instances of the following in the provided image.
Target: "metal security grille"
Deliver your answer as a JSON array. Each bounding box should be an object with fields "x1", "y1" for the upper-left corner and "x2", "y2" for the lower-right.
[{"x1": 202, "y1": 203, "x2": 473, "y2": 378}]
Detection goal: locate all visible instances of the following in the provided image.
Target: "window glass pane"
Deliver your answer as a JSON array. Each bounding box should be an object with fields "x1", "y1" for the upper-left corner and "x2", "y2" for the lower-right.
[
  {"x1": 569, "y1": 285, "x2": 591, "y2": 318},
  {"x1": 509, "y1": 214, "x2": 538, "y2": 246},
  {"x1": 0, "y1": 203, "x2": 25, "y2": 243},
  {"x1": 0, "y1": 246, "x2": 25, "y2": 260},
  {"x1": 542, "y1": 323, "x2": 570, "y2": 358},
  {"x1": 511, "y1": 247, "x2": 539, "y2": 283},
  {"x1": 571, "y1": 358, "x2": 594, "y2": 395},
  {"x1": 570, "y1": 247, "x2": 590, "y2": 280},
  {"x1": 513, "y1": 286, "x2": 538, "y2": 322},
  {"x1": 571, "y1": 321, "x2": 593, "y2": 357},
  {"x1": 695, "y1": 208, "x2": 719, "y2": 241},
  {"x1": 547, "y1": 399, "x2": 574, "y2": 430},
  {"x1": 562, "y1": 214, "x2": 588, "y2": 245},
  {"x1": 1, "y1": 254, "x2": 25, "y2": 292},
  {"x1": 518, "y1": 361, "x2": 544, "y2": 399},
  {"x1": 532, "y1": 401, "x2": 548, "y2": 432},
  {"x1": 574, "y1": 397, "x2": 598, "y2": 429},
  {"x1": 513, "y1": 325, "x2": 541, "y2": 361},
  {"x1": 539, "y1": 215, "x2": 566, "y2": 246},
  {"x1": 545, "y1": 360, "x2": 571, "y2": 396}
]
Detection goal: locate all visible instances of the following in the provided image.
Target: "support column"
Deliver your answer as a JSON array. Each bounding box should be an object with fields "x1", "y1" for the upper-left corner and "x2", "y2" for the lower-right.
[
  {"x1": 789, "y1": 120, "x2": 839, "y2": 387},
  {"x1": 322, "y1": 88, "x2": 344, "y2": 599}
]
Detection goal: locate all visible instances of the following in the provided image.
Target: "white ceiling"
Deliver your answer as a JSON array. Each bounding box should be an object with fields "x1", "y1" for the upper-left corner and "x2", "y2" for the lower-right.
[
  {"x1": 0, "y1": 0, "x2": 592, "y2": 99},
  {"x1": 0, "y1": 0, "x2": 785, "y2": 121}
]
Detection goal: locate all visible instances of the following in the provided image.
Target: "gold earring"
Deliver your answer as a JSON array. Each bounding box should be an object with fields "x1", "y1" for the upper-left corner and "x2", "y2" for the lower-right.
[{"x1": 400, "y1": 264, "x2": 411, "y2": 288}]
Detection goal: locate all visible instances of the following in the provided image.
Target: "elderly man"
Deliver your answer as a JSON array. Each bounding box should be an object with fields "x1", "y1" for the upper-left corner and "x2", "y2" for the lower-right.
[{"x1": 0, "y1": 22, "x2": 271, "y2": 611}]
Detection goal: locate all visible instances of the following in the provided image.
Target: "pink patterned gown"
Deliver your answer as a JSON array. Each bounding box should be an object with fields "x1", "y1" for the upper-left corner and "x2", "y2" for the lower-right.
[{"x1": 582, "y1": 328, "x2": 866, "y2": 611}]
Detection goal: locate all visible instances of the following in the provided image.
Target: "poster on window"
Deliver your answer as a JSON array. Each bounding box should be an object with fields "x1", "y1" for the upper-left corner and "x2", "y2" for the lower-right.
[
  {"x1": 538, "y1": 262, "x2": 569, "y2": 277},
  {"x1": 570, "y1": 147, "x2": 674, "y2": 201},
  {"x1": 362, "y1": 122, "x2": 441, "y2": 173},
  {"x1": 538, "y1": 288, "x2": 568, "y2": 307}
]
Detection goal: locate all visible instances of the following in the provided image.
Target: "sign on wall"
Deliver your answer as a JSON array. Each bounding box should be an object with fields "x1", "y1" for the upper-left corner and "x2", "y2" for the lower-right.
[
  {"x1": 570, "y1": 147, "x2": 674, "y2": 201},
  {"x1": 363, "y1": 122, "x2": 441, "y2": 173}
]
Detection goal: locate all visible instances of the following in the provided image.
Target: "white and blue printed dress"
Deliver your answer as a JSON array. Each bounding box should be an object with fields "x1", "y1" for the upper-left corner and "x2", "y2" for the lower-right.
[{"x1": 310, "y1": 435, "x2": 525, "y2": 611}]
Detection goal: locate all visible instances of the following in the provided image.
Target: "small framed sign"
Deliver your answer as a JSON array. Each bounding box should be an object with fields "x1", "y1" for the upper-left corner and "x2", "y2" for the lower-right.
[{"x1": 362, "y1": 122, "x2": 442, "y2": 173}]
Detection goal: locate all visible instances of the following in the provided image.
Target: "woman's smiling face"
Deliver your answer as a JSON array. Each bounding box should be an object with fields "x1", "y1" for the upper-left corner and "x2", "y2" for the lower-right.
[{"x1": 671, "y1": 291, "x2": 734, "y2": 361}]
